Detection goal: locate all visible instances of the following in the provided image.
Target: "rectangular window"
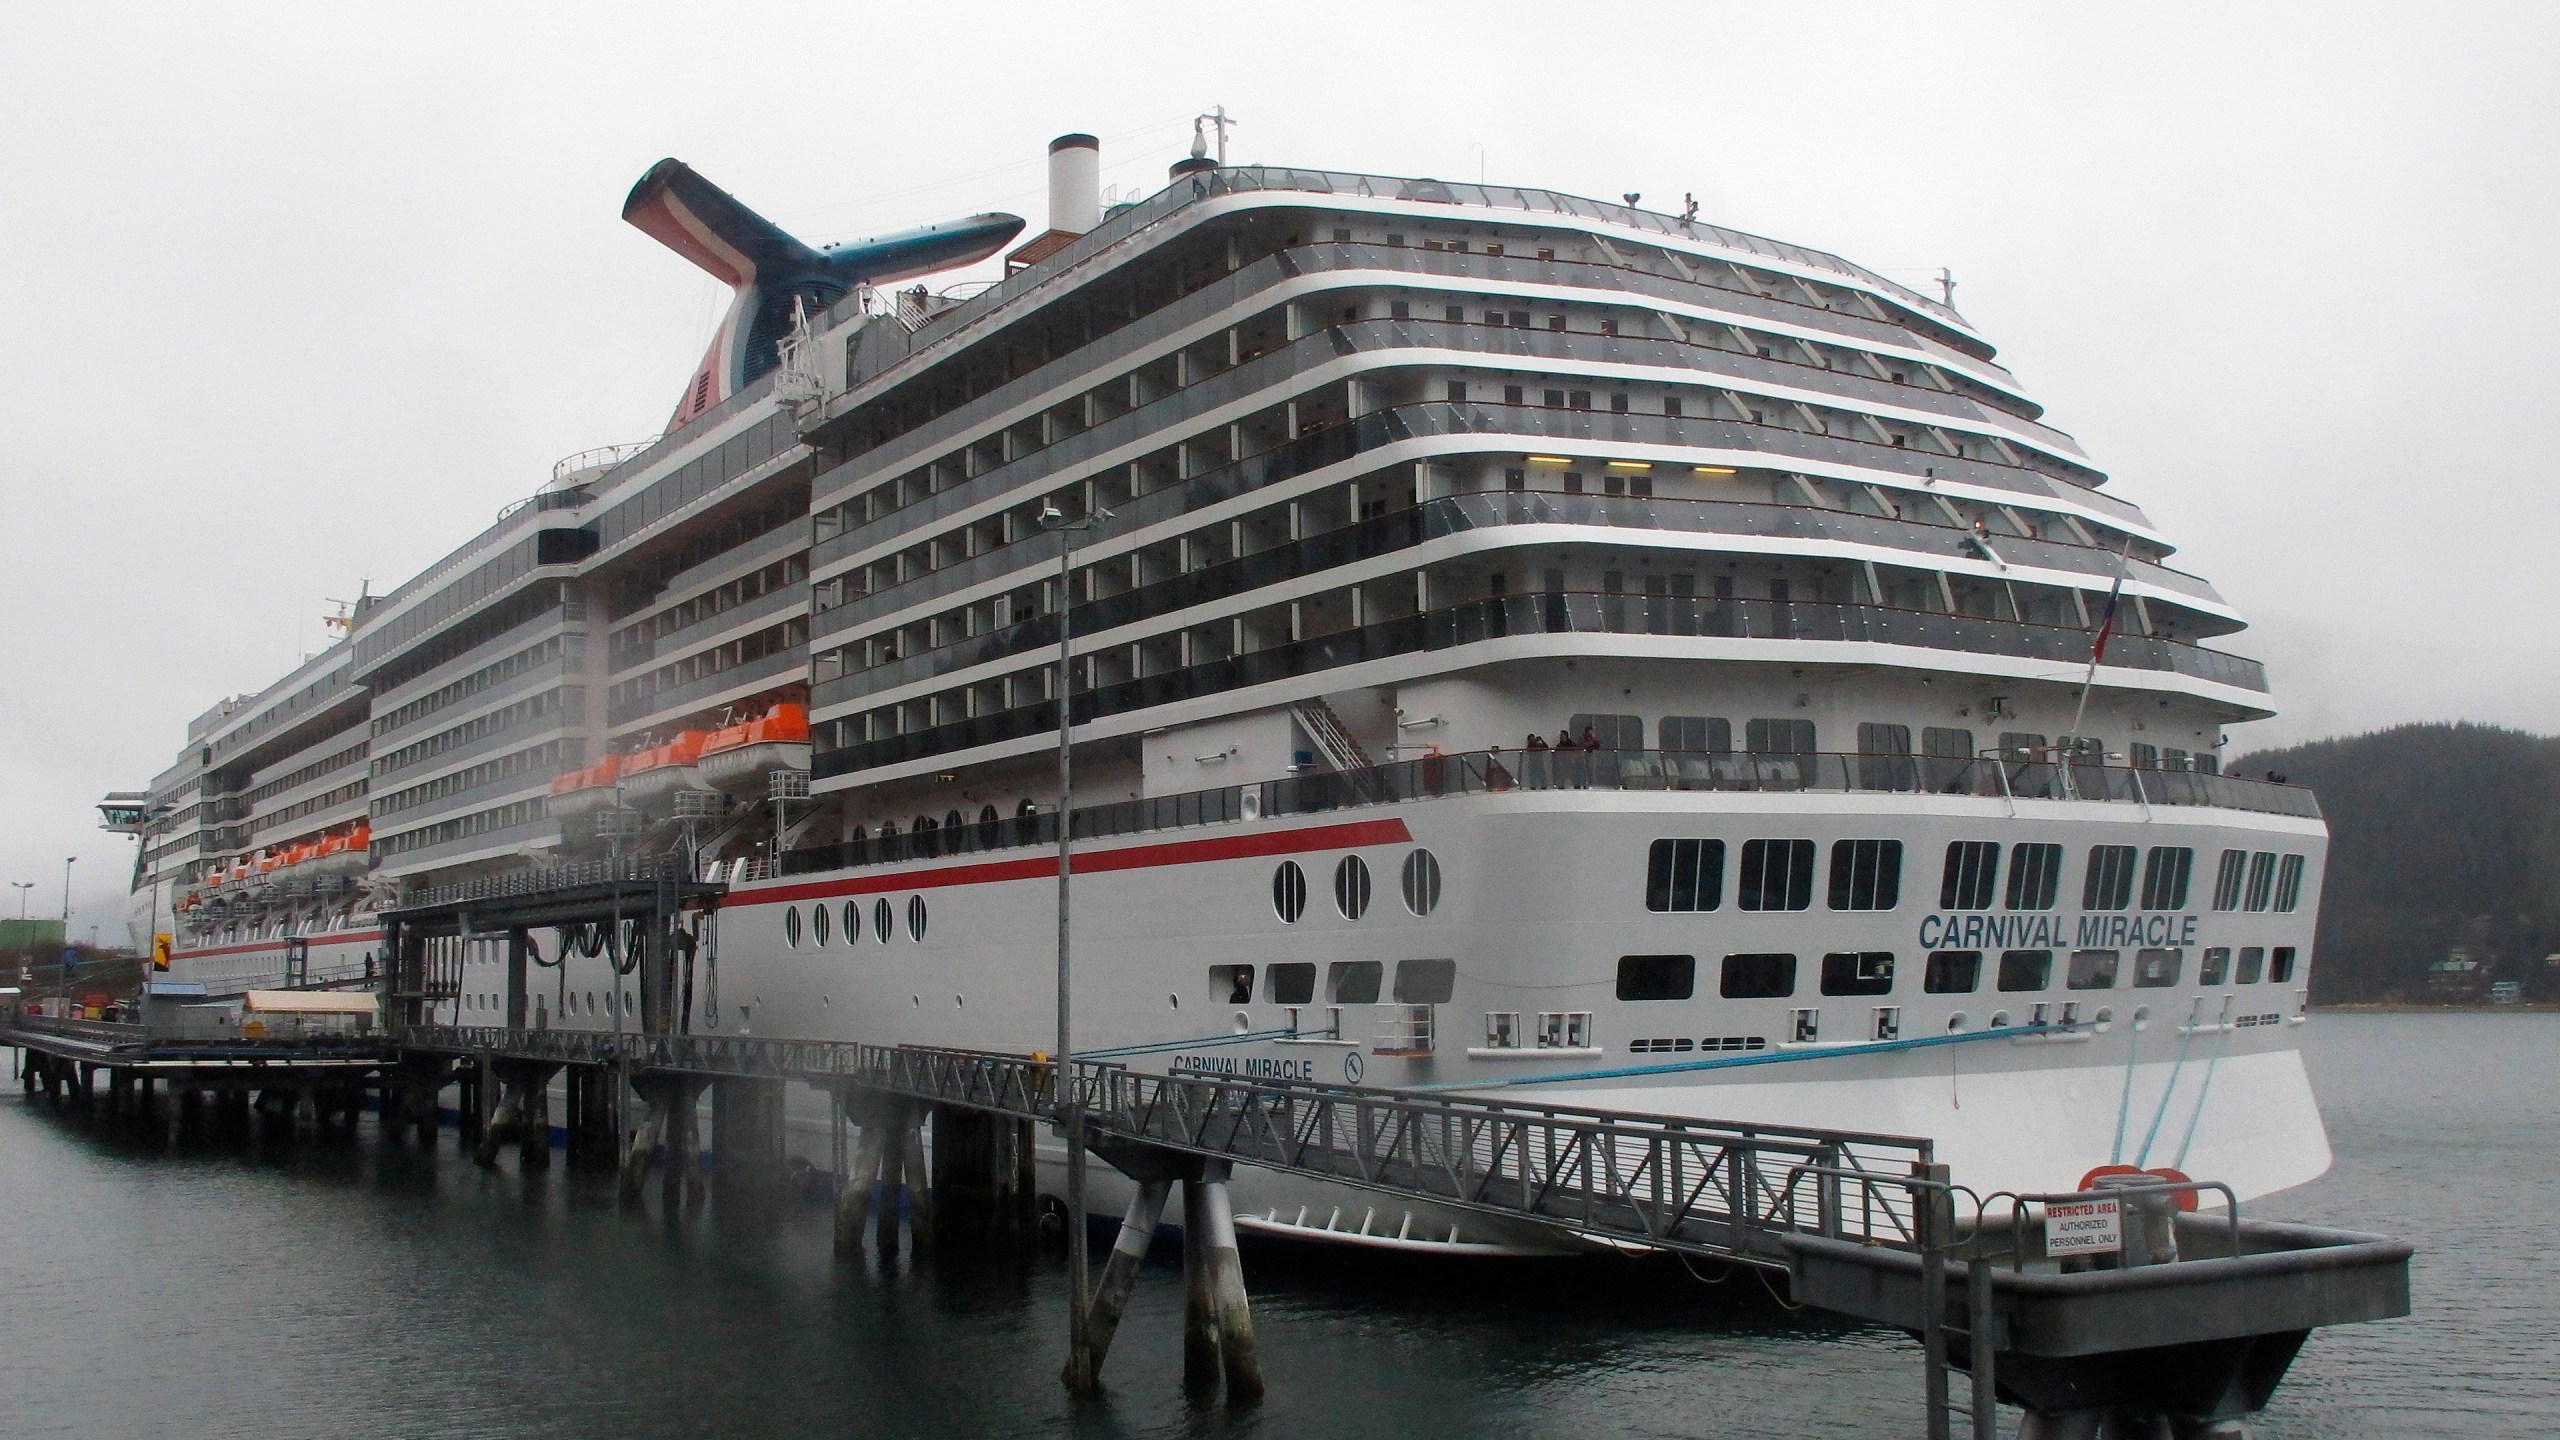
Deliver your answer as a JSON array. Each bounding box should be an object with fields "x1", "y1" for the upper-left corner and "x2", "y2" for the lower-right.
[
  {"x1": 2270, "y1": 946, "x2": 2298, "y2": 983},
  {"x1": 1745, "y1": 718, "x2": 1816, "y2": 754},
  {"x1": 1508, "y1": 309, "x2": 1529, "y2": 327},
  {"x1": 1856, "y1": 722, "x2": 1915, "y2": 790},
  {"x1": 1570, "y1": 712, "x2": 1645, "y2": 749},
  {"x1": 1393, "y1": 958, "x2": 1457, "y2": 1005},
  {"x1": 2141, "y1": 847, "x2": 2194, "y2": 911},
  {"x1": 1820, "y1": 951, "x2": 1895, "y2": 997},
  {"x1": 1503, "y1": 385, "x2": 1524, "y2": 406},
  {"x1": 2274, "y1": 854, "x2": 2307, "y2": 912},
  {"x1": 1444, "y1": 305, "x2": 1464, "y2": 324},
  {"x1": 2005, "y1": 843, "x2": 2062, "y2": 911},
  {"x1": 1211, "y1": 964, "x2": 1255, "y2": 1004},
  {"x1": 2129, "y1": 742, "x2": 2159, "y2": 769},
  {"x1": 1940, "y1": 841, "x2": 1999, "y2": 910},
  {"x1": 1444, "y1": 380, "x2": 1467, "y2": 403},
  {"x1": 1327, "y1": 960, "x2": 1382, "y2": 1004},
  {"x1": 1610, "y1": 392, "x2": 1630, "y2": 413},
  {"x1": 1997, "y1": 949, "x2": 2052, "y2": 992},
  {"x1": 2212, "y1": 849, "x2": 2248, "y2": 911},
  {"x1": 1390, "y1": 299, "x2": 1411, "y2": 320},
  {"x1": 2082, "y1": 845, "x2": 2138, "y2": 911},
  {"x1": 1644, "y1": 839, "x2": 1724, "y2": 912},
  {"x1": 1616, "y1": 954, "x2": 1696, "y2": 1002},
  {"x1": 1738, "y1": 839, "x2": 1816, "y2": 911},
  {"x1": 1827, "y1": 839, "x2": 1903, "y2": 910},
  {"x1": 2067, "y1": 949, "x2": 2121, "y2": 990},
  {"x1": 2200, "y1": 947, "x2": 2231, "y2": 985},
  {"x1": 1720, "y1": 952, "x2": 1798, "y2": 999},
  {"x1": 1925, "y1": 950, "x2": 1982, "y2": 994},
  {"x1": 2133, "y1": 948, "x2": 2183, "y2": 988},
  {"x1": 2236, "y1": 946, "x2": 2266, "y2": 984},
  {"x1": 1664, "y1": 397, "x2": 1683, "y2": 418},
  {"x1": 1268, "y1": 962, "x2": 1316, "y2": 1006},
  {"x1": 2244, "y1": 851, "x2": 2278, "y2": 911},
  {"x1": 1659, "y1": 716, "x2": 1731, "y2": 753}
]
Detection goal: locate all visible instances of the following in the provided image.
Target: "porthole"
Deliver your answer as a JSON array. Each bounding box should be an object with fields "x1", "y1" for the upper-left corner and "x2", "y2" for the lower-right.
[
  {"x1": 2093, "y1": 1006, "x2": 2115, "y2": 1033},
  {"x1": 875, "y1": 897, "x2": 893, "y2": 942},
  {"x1": 812, "y1": 902, "x2": 832, "y2": 946},
  {"x1": 1169, "y1": 993, "x2": 1181, "y2": 1009},
  {"x1": 907, "y1": 894, "x2": 928, "y2": 942},
  {"x1": 784, "y1": 906, "x2": 803, "y2": 948},
  {"x1": 1945, "y1": 1011, "x2": 1969, "y2": 1032},
  {"x1": 585, "y1": 992, "x2": 597, "y2": 1015},
  {"x1": 2132, "y1": 1005, "x2": 2151, "y2": 1031},
  {"x1": 1273, "y1": 861, "x2": 1308, "y2": 923},
  {"x1": 1334, "y1": 855, "x2": 1372, "y2": 920},
  {"x1": 1400, "y1": 849, "x2": 1443, "y2": 916},
  {"x1": 1989, "y1": 1010, "x2": 2012, "y2": 1029}
]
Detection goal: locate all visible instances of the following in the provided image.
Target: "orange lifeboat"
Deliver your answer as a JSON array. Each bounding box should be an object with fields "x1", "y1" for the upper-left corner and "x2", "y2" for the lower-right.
[
  {"x1": 699, "y1": 705, "x2": 812, "y2": 795},
  {"x1": 546, "y1": 755, "x2": 624, "y2": 819},
  {"x1": 312, "y1": 824, "x2": 371, "y2": 878},
  {"x1": 619, "y1": 731, "x2": 709, "y2": 802}
]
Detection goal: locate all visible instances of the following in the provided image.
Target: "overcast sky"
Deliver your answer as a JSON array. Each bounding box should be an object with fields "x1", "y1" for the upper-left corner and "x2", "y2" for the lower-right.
[{"x1": 4, "y1": 1, "x2": 2552, "y2": 940}]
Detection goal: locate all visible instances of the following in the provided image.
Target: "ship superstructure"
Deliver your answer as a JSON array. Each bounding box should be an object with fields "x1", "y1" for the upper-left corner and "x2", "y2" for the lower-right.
[{"x1": 111, "y1": 133, "x2": 2331, "y2": 1238}]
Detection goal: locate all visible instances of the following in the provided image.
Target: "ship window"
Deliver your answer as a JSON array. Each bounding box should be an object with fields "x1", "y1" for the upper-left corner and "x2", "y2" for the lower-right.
[
  {"x1": 2141, "y1": 847, "x2": 2194, "y2": 911},
  {"x1": 2236, "y1": 947, "x2": 2266, "y2": 984},
  {"x1": 1925, "y1": 950, "x2": 1982, "y2": 994},
  {"x1": 1827, "y1": 840, "x2": 1902, "y2": 911},
  {"x1": 1327, "y1": 960, "x2": 1382, "y2": 1004},
  {"x1": 844, "y1": 901, "x2": 863, "y2": 943},
  {"x1": 784, "y1": 906, "x2": 803, "y2": 948},
  {"x1": 1268, "y1": 962, "x2": 1316, "y2": 1006},
  {"x1": 2211, "y1": 849, "x2": 2248, "y2": 911},
  {"x1": 1821, "y1": 951, "x2": 1895, "y2": 997},
  {"x1": 1997, "y1": 949, "x2": 2052, "y2": 991},
  {"x1": 2244, "y1": 852, "x2": 2278, "y2": 911},
  {"x1": 1644, "y1": 839, "x2": 1724, "y2": 912},
  {"x1": 1212, "y1": 964, "x2": 1254, "y2": 1005},
  {"x1": 1390, "y1": 299, "x2": 1410, "y2": 320},
  {"x1": 2270, "y1": 946, "x2": 2298, "y2": 983},
  {"x1": 1737, "y1": 839, "x2": 1815, "y2": 911},
  {"x1": 1940, "y1": 841, "x2": 1999, "y2": 910},
  {"x1": 907, "y1": 895, "x2": 928, "y2": 942},
  {"x1": 2200, "y1": 947, "x2": 2231, "y2": 985},
  {"x1": 1445, "y1": 381, "x2": 1467, "y2": 404},
  {"x1": 1400, "y1": 849, "x2": 1443, "y2": 916},
  {"x1": 2133, "y1": 948, "x2": 2182, "y2": 988},
  {"x1": 2082, "y1": 845, "x2": 2138, "y2": 911},
  {"x1": 1444, "y1": 304, "x2": 1464, "y2": 324},
  {"x1": 1659, "y1": 716, "x2": 1731, "y2": 753},
  {"x1": 1394, "y1": 959, "x2": 1457, "y2": 1005},
  {"x1": 811, "y1": 903, "x2": 831, "y2": 947},
  {"x1": 1616, "y1": 954, "x2": 1696, "y2": 1002},
  {"x1": 1334, "y1": 855, "x2": 1373, "y2": 919},
  {"x1": 2067, "y1": 949, "x2": 2121, "y2": 990},
  {"x1": 1569, "y1": 713, "x2": 1643, "y2": 749},
  {"x1": 1273, "y1": 861, "x2": 1308, "y2": 923},
  {"x1": 2005, "y1": 843, "x2": 2063, "y2": 911},
  {"x1": 874, "y1": 898, "x2": 893, "y2": 943},
  {"x1": 1745, "y1": 719, "x2": 1816, "y2": 755},
  {"x1": 1720, "y1": 952, "x2": 1796, "y2": 999},
  {"x1": 2273, "y1": 855, "x2": 2306, "y2": 912}
]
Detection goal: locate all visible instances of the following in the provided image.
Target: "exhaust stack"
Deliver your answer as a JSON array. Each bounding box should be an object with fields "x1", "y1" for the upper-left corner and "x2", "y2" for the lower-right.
[{"x1": 1048, "y1": 133, "x2": 1101, "y2": 235}]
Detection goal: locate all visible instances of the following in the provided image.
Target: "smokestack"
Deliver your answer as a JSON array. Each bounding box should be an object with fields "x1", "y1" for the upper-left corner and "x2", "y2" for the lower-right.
[{"x1": 1048, "y1": 133, "x2": 1100, "y2": 235}]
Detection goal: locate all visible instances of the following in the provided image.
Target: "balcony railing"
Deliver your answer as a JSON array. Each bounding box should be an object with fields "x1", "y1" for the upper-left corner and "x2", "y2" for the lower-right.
[
  {"x1": 784, "y1": 746, "x2": 2315, "y2": 878},
  {"x1": 812, "y1": 590, "x2": 2266, "y2": 780}
]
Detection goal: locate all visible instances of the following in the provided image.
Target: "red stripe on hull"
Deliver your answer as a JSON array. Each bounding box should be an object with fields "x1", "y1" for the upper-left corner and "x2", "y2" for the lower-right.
[
  {"x1": 739, "y1": 817, "x2": 1414, "y2": 906},
  {"x1": 173, "y1": 931, "x2": 383, "y2": 963}
]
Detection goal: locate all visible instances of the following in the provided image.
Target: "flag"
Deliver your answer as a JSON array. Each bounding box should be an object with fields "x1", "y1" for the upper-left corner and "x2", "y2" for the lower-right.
[{"x1": 2090, "y1": 574, "x2": 2126, "y2": 662}]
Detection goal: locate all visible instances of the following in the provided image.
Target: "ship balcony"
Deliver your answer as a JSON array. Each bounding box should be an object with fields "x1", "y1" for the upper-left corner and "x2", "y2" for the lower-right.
[
  {"x1": 780, "y1": 745, "x2": 2316, "y2": 881},
  {"x1": 811, "y1": 590, "x2": 2265, "y2": 783}
]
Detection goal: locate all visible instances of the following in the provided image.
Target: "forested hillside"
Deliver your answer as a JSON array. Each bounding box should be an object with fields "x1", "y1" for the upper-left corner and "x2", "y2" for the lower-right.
[{"x1": 2234, "y1": 723, "x2": 2560, "y2": 1002}]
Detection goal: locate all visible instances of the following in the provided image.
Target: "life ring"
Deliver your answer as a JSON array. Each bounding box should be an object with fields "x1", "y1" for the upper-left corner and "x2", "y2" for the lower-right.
[{"x1": 2076, "y1": 1163, "x2": 2200, "y2": 1211}]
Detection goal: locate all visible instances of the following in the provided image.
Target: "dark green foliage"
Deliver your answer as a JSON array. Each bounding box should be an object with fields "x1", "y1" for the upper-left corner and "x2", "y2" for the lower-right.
[{"x1": 2235, "y1": 723, "x2": 2560, "y2": 1002}]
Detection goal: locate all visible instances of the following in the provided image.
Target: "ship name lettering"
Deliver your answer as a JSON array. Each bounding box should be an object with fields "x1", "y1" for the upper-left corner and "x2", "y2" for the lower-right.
[{"x1": 1920, "y1": 914, "x2": 2199, "y2": 949}]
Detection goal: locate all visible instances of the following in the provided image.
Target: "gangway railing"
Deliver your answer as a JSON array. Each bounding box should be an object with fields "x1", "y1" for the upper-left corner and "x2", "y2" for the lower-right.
[{"x1": 397, "y1": 1026, "x2": 1932, "y2": 1261}]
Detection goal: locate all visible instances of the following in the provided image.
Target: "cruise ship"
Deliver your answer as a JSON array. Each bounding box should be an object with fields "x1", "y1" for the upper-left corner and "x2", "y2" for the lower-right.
[{"x1": 102, "y1": 128, "x2": 2331, "y2": 1244}]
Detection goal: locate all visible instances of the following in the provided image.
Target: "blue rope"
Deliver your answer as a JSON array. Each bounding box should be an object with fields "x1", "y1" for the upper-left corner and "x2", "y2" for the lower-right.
[
  {"x1": 2132, "y1": 1012, "x2": 2201, "y2": 1169},
  {"x1": 2108, "y1": 1020, "x2": 2143, "y2": 1165},
  {"x1": 1414, "y1": 1020, "x2": 2085, "y2": 1090},
  {"x1": 2171, "y1": 1014, "x2": 2236, "y2": 1171}
]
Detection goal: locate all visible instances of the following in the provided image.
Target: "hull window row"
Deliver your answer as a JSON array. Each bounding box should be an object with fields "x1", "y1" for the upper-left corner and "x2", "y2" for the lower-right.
[
  {"x1": 1620, "y1": 945, "x2": 2306, "y2": 1003},
  {"x1": 782, "y1": 895, "x2": 928, "y2": 947},
  {"x1": 1275, "y1": 851, "x2": 1443, "y2": 923},
  {"x1": 2211, "y1": 850, "x2": 2309, "y2": 913},
  {"x1": 1647, "y1": 837, "x2": 1902, "y2": 913}
]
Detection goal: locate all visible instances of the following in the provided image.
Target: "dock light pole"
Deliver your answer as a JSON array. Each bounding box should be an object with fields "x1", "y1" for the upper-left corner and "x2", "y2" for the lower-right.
[
  {"x1": 58, "y1": 856, "x2": 75, "y2": 1016},
  {"x1": 1039, "y1": 497, "x2": 1108, "y2": 1392},
  {"x1": 10, "y1": 881, "x2": 30, "y2": 919}
]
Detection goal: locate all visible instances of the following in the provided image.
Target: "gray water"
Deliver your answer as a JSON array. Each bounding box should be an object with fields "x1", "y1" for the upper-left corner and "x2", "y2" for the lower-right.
[{"x1": 0, "y1": 1013, "x2": 2549, "y2": 1439}]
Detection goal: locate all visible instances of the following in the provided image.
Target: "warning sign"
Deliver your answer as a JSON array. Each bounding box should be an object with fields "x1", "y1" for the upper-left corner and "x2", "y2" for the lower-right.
[{"x1": 2045, "y1": 1198, "x2": 2123, "y2": 1256}]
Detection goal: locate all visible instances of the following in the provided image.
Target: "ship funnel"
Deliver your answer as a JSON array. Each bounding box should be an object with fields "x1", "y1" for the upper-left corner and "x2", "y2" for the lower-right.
[{"x1": 1048, "y1": 133, "x2": 1101, "y2": 235}]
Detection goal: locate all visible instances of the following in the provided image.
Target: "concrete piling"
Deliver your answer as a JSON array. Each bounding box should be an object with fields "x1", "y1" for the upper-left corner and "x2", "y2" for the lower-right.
[
  {"x1": 1074, "y1": 1178, "x2": 1171, "y2": 1384},
  {"x1": 1194, "y1": 1169, "x2": 1264, "y2": 1403}
]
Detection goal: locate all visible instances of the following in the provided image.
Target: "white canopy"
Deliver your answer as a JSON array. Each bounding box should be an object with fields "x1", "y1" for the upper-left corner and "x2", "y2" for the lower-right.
[{"x1": 240, "y1": 989, "x2": 380, "y2": 1015}]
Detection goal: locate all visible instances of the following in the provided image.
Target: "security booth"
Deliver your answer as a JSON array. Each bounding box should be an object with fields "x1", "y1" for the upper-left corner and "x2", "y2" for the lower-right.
[
  {"x1": 237, "y1": 989, "x2": 381, "y2": 1041},
  {"x1": 141, "y1": 979, "x2": 211, "y2": 1034}
]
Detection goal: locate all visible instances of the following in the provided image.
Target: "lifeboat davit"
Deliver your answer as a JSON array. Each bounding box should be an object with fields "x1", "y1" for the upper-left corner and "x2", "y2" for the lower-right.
[
  {"x1": 546, "y1": 755, "x2": 623, "y2": 819},
  {"x1": 619, "y1": 732, "x2": 710, "y2": 803},
  {"x1": 699, "y1": 705, "x2": 812, "y2": 795},
  {"x1": 311, "y1": 824, "x2": 371, "y2": 877}
]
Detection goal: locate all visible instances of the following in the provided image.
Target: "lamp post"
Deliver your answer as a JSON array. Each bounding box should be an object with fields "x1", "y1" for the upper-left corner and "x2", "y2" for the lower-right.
[
  {"x1": 58, "y1": 856, "x2": 75, "y2": 1016},
  {"x1": 10, "y1": 881, "x2": 30, "y2": 919},
  {"x1": 8, "y1": 882, "x2": 31, "y2": 990},
  {"x1": 1039, "y1": 497, "x2": 1108, "y2": 1391}
]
